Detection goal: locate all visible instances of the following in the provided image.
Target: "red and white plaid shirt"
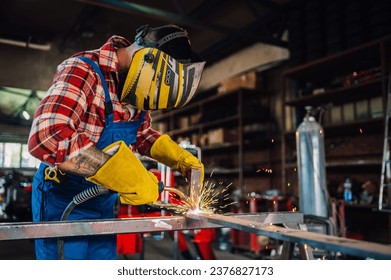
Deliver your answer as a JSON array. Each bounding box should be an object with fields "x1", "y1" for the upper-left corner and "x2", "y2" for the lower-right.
[{"x1": 28, "y1": 36, "x2": 161, "y2": 166}]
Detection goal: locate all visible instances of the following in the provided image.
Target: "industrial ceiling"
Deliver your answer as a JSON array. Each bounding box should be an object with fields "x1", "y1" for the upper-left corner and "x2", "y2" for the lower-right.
[
  {"x1": 0, "y1": 0, "x2": 292, "y2": 62},
  {"x1": 0, "y1": 0, "x2": 294, "y2": 126}
]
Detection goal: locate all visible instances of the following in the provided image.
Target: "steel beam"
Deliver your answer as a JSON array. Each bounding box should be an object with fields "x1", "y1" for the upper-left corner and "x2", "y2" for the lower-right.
[
  {"x1": 0, "y1": 212, "x2": 302, "y2": 241},
  {"x1": 1, "y1": 211, "x2": 390, "y2": 259},
  {"x1": 186, "y1": 212, "x2": 391, "y2": 260},
  {"x1": 75, "y1": 0, "x2": 287, "y2": 47}
]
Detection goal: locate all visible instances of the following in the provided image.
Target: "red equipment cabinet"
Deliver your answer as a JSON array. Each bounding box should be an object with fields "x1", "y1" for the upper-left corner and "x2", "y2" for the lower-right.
[
  {"x1": 116, "y1": 169, "x2": 173, "y2": 255},
  {"x1": 116, "y1": 168, "x2": 217, "y2": 259},
  {"x1": 230, "y1": 196, "x2": 293, "y2": 256}
]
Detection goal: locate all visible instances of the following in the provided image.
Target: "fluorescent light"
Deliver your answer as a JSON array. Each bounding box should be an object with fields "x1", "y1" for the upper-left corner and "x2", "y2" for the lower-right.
[{"x1": 22, "y1": 110, "x2": 30, "y2": 120}]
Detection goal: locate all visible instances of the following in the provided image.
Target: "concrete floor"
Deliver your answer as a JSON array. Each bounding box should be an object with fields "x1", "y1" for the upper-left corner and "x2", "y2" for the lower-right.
[{"x1": 0, "y1": 233, "x2": 256, "y2": 260}]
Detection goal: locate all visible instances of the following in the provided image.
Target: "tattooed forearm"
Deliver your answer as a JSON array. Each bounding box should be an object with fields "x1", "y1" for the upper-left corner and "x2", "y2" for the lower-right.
[{"x1": 58, "y1": 146, "x2": 110, "y2": 177}]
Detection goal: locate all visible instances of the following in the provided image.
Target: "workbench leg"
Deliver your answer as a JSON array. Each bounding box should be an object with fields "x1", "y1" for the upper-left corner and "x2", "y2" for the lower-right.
[
  {"x1": 172, "y1": 231, "x2": 179, "y2": 259},
  {"x1": 297, "y1": 224, "x2": 314, "y2": 260},
  {"x1": 140, "y1": 235, "x2": 145, "y2": 260},
  {"x1": 279, "y1": 223, "x2": 314, "y2": 260},
  {"x1": 280, "y1": 241, "x2": 295, "y2": 259}
]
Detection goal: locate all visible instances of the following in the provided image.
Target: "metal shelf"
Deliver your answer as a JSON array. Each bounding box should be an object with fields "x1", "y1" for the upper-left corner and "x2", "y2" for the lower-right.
[
  {"x1": 284, "y1": 117, "x2": 384, "y2": 137},
  {"x1": 285, "y1": 79, "x2": 383, "y2": 107},
  {"x1": 285, "y1": 159, "x2": 382, "y2": 170},
  {"x1": 283, "y1": 36, "x2": 385, "y2": 82},
  {"x1": 152, "y1": 87, "x2": 275, "y2": 190},
  {"x1": 281, "y1": 35, "x2": 391, "y2": 194}
]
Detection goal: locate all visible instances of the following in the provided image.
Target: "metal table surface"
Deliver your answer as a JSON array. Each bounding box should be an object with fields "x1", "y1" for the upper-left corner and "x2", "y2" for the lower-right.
[
  {"x1": 186, "y1": 212, "x2": 391, "y2": 260},
  {"x1": 1, "y1": 211, "x2": 390, "y2": 259},
  {"x1": 0, "y1": 212, "x2": 302, "y2": 240}
]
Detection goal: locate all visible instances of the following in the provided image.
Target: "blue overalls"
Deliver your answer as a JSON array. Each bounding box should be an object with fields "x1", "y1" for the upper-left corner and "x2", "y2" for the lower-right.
[{"x1": 32, "y1": 57, "x2": 145, "y2": 260}]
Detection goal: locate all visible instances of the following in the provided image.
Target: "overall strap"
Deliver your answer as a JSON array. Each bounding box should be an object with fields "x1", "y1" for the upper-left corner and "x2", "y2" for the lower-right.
[
  {"x1": 78, "y1": 56, "x2": 114, "y2": 124},
  {"x1": 138, "y1": 111, "x2": 146, "y2": 124}
]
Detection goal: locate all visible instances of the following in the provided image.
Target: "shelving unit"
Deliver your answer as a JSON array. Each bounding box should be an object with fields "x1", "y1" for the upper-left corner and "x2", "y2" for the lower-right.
[
  {"x1": 151, "y1": 87, "x2": 276, "y2": 193},
  {"x1": 280, "y1": 35, "x2": 391, "y2": 244},
  {"x1": 281, "y1": 35, "x2": 391, "y2": 202}
]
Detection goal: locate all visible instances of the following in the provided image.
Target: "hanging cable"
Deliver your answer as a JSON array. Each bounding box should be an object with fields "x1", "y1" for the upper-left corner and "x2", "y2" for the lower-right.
[{"x1": 57, "y1": 185, "x2": 110, "y2": 260}]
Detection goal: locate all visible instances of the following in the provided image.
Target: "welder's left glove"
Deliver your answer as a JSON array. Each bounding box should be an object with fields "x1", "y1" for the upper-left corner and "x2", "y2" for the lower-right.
[
  {"x1": 87, "y1": 141, "x2": 159, "y2": 205},
  {"x1": 150, "y1": 134, "x2": 204, "y2": 184}
]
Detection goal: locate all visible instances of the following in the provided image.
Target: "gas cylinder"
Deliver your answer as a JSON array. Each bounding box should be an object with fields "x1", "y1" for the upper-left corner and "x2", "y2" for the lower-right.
[{"x1": 296, "y1": 107, "x2": 329, "y2": 218}]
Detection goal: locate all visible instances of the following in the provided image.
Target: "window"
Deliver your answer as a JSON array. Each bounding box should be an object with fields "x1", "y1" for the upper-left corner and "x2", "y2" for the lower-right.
[
  {"x1": 4, "y1": 143, "x2": 21, "y2": 168},
  {"x1": 21, "y1": 144, "x2": 40, "y2": 168},
  {"x1": 0, "y1": 142, "x2": 40, "y2": 169}
]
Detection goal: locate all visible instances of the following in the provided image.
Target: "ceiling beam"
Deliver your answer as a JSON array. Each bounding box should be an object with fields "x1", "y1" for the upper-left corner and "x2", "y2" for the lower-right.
[
  {"x1": 200, "y1": 8, "x2": 289, "y2": 58},
  {"x1": 59, "y1": 5, "x2": 96, "y2": 53},
  {"x1": 185, "y1": 0, "x2": 223, "y2": 17},
  {"x1": 75, "y1": 0, "x2": 287, "y2": 47},
  {"x1": 251, "y1": 0, "x2": 285, "y2": 11},
  {"x1": 198, "y1": 41, "x2": 289, "y2": 92}
]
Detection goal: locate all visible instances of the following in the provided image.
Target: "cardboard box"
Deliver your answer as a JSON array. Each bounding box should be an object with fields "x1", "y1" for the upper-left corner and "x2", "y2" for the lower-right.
[
  {"x1": 199, "y1": 134, "x2": 208, "y2": 146},
  {"x1": 331, "y1": 105, "x2": 342, "y2": 124},
  {"x1": 157, "y1": 122, "x2": 167, "y2": 133},
  {"x1": 178, "y1": 116, "x2": 189, "y2": 129},
  {"x1": 343, "y1": 102, "x2": 354, "y2": 122},
  {"x1": 191, "y1": 133, "x2": 198, "y2": 146},
  {"x1": 208, "y1": 128, "x2": 238, "y2": 145},
  {"x1": 190, "y1": 113, "x2": 201, "y2": 125},
  {"x1": 217, "y1": 71, "x2": 262, "y2": 95},
  {"x1": 355, "y1": 100, "x2": 368, "y2": 120},
  {"x1": 370, "y1": 96, "x2": 383, "y2": 118}
]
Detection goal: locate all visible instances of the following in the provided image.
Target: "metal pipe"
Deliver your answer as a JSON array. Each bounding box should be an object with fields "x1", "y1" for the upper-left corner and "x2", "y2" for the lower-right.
[{"x1": 189, "y1": 169, "x2": 202, "y2": 210}]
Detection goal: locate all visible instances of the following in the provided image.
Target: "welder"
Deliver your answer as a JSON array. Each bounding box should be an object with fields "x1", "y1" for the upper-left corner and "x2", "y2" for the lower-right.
[{"x1": 28, "y1": 24, "x2": 205, "y2": 260}]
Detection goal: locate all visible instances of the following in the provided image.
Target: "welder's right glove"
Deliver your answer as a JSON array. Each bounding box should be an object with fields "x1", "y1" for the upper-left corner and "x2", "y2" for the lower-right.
[
  {"x1": 87, "y1": 140, "x2": 159, "y2": 205},
  {"x1": 150, "y1": 134, "x2": 204, "y2": 184}
]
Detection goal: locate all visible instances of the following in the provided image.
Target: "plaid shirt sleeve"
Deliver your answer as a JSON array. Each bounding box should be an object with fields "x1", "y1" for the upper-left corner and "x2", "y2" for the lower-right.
[
  {"x1": 28, "y1": 58, "x2": 97, "y2": 165},
  {"x1": 135, "y1": 111, "x2": 161, "y2": 156},
  {"x1": 28, "y1": 37, "x2": 161, "y2": 166}
]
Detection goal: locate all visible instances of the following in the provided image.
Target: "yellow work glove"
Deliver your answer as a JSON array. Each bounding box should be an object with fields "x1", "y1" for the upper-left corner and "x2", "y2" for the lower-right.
[
  {"x1": 87, "y1": 141, "x2": 159, "y2": 205},
  {"x1": 150, "y1": 134, "x2": 204, "y2": 184}
]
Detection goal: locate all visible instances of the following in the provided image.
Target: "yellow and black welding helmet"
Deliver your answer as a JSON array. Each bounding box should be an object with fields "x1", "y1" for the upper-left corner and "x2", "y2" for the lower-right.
[{"x1": 120, "y1": 25, "x2": 206, "y2": 110}]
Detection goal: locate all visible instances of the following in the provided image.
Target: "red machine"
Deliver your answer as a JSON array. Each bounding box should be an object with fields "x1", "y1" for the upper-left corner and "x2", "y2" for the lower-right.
[
  {"x1": 116, "y1": 167, "x2": 216, "y2": 259},
  {"x1": 231, "y1": 195, "x2": 293, "y2": 256}
]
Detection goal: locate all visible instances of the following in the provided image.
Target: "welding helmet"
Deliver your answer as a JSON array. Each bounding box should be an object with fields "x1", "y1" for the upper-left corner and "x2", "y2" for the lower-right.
[{"x1": 120, "y1": 25, "x2": 206, "y2": 110}]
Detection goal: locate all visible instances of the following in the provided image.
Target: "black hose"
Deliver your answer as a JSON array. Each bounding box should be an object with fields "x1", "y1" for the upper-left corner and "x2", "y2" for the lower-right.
[
  {"x1": 58, "y1": 185, "x2": 109, "y2": 259},
  {"x1": 57, "y1": 182, "x2": 165, "y2": 259}
]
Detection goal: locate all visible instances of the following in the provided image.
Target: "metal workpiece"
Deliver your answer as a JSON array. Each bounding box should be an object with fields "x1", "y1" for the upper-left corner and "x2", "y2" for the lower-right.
[
  {"x1": 1, "y1": 211, "x2": 390, "y2": 259},
  {"x1": 185, "y1": 212, "x2": 391, "y2": 260},
  {"x1": 0, "y1": 212, "x2": 301, "y2": 241},
  {"x1": 189, "y1": 168, "x2": 202, "y2": 210}
]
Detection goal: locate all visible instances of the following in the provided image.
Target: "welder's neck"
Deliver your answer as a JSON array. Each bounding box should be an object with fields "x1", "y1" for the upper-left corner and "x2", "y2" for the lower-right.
[{"x1": 116, "y1": 47, "x2": 131, "y2": 72}]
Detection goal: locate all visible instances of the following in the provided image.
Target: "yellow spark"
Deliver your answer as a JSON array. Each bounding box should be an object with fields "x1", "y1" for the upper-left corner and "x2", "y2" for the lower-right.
[{"x1": 156, "y1": 175, "x2": 235, "y2": 215}]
